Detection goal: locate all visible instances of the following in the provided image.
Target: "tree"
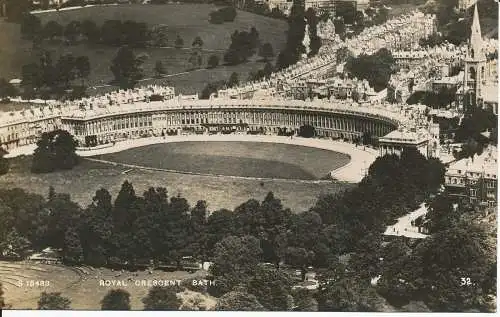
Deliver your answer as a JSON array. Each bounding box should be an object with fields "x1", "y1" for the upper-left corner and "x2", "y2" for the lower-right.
[
  {"x1": 63, "y1": 227, "x2": 83, "y2": 264},
  {"x1": 246, "y1": 266, "x2": 294, "y2": 311},
  {"x1": 32, "y1": 130, "x2": 79, "y2": 173},
  {"x1": 215, "y1": 289, "x2": 265, "y2": 311},
  {"x1": 209, "y1": 235, "x2": 262, "y2": 296},
  {"x1": 305, "y1": 8, "x2": 321, "y2": 56},
  {"x1": 55, "y1": 54, "x2": 77, "y2": 89},
  {"x1": 0, "y1": 79, "x2": 18, "y2": 99},
  {"x1": 228, "y1": 72, "x2": 239, "y2": 87},
  {"x1": 154, "y1": 60, "x2": 166, "y2": 78},
  {"x1": 110, "y1": 46, "x2": 145, "y2": 89},
  {"x1": 345, "y1": 48, "x2": 396, "y2": 92},
  {"x1": 101, "y1": 289, "x2": 131, "y2": 310},
  {"x1": 64, "y1": 21, "x2": 81, "y2": 44},
  {"x1": 278, "y1": 0, "x2": 306, "y2": 69},
  {"x1": 175, "y1": 35, "x2": 184, "y2": 48},
  {"x1": 333, "y1": 18, "x2": 346, "y2": 39},
  {"x1": 0, "y1": 228, "x2": 31, "y2": 258},
  {"x1": 259, "y1": 43, "x2": 275, "y2": 62},
  {"x1": 142, "y1": 286, "x2": 181, "y2": 310},
  {"x1": 37, "y1": 292, "x2": 71, "y2": 310},
  {"x1": 188, "y1": 51, "x2": 203, "y2": 70},
  {"x1": 121, "y1": 20, "x2": 149, "y2": 48},
  {"x1": 0, "y1": 147, "x2": 9, "y2": 175},
  {"x1": 298, "y1": 124, "x2": 315, "y2": 137},
  {"x1": 43, "y1": 21, "x2": 64, "y2": 40},
  {"x1": 5, "y1": 0, "x2": 32, "y2": 22},
  {"x1": 224, "y1": 29, "x2": 258, "y2": 65},
  {"x1": 291, "y1": 288, "x2": 318, "y2": 311},
  {"x1": 285, "y1": 247, "x2": 314, "y2": 281},
  {"x1": 75, "y1": 56, "x2": 91, "y2": 86},
  {"x1": 317, "y1": 271, "x2": 387, "y2": 311},
  {"x1": 150, "y1": 24, "x2": 169, "y2": 47},
  {"x1": 192, "y1": 36, "x2": 204, "y2": 48},
  {"x1": 101, "y1": 20, "x2": 123, "y2": 46},
  {"x1": 21, "y1": 14, "x2": 42, "y2": 40},
  {"x1": 185, "y1": 200, "x2": 209, "y2": 262},
  {"x1": 200, "y1": 80, "x2": 226, "y2": 99},
  {"x1": 415, "y1": 222, "x2": 495, "y2": 311},
  {"x1": 81, "y1": 19, "x2": 100, "y2": 43},
  {"x1": 207, "y1": 55, "x2": 220, "y2": 69}
]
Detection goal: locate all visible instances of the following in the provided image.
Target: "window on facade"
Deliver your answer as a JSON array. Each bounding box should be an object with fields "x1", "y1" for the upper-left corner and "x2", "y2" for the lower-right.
[{"x1": 469, "y1": 67, "x2": 476, "y2": 80}]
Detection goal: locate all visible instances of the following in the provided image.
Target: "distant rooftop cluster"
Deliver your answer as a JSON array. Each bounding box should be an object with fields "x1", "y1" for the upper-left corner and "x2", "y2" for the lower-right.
[{"x1": 216, "y1": 11, "x2": 435, "y2": 101}]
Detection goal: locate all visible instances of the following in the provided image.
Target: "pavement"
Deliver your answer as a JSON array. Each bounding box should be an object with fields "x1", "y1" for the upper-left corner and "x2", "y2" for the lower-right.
[
  {"x1": 384, "y1": 203, "x2": 429, "y2": 239},
  {"x1": 5, "y1": 134, "x2": 378, "y2": 183}
]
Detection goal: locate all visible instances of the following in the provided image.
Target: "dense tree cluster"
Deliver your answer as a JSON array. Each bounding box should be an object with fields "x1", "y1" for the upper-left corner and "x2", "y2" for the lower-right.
[
  {"x1": 21, "y1": 51, "x2": 91, "y2": 100},
  {"x1": 4, "y1": 0, "x2": 33, "y2": 22},
  {"x1": 431, "y1": 0, "x2": 498, "y2": 45},
  {"x1": 22, "y1": 17, "x2": 151, "y2": 47},
  {"x1": 209, "y1": 6, "x2": 237, "y2": 24},
  {"x1": 247, "y1": 62, "x2": 274, "y2": 82},
  {"x1": 2, "y1": 136, "x2": 496, "y2": 311},
  {"x1": 377, "y1": 202, "x2": 496, "y2": 312},
  {"x1": 37, "y1": 292, "x2": 71, "y2": 310},
  {"x1": 345, "y1": 48, "x2": 396, "y2": 92},
  {"x1": 453, "y1": 107, "x2": 497, "y2": 157},
  {"x1": 241, "y1": 0, "x2": 287, "y2": 20},
  {"x1": 0, "y1": 79, "x2": 19, "y2": 99},
  {"x1": 142, "y1": 286, "x2": 182, "y2": 310},
  {"x1": 298, "y1": 124, "x2": 316, "y2": 138},
  {"x1": 275, "y1": 0, "x2": 305, "y2": 70},
  {"x1": 110, "y1": 46, "x2": 145, "y2": 89},
  {"x1": 406, "y1": 87, "x2": 457, "y2": 108},
  {"x1": 31, "y1": 130, "x2": 79, "y2": 173},
  {"x1": 223, "y1": 27, "x2": 260, "y2": 65},
  {"x1": 305, "y1": 8, "x2": 321, "y2": 57},
  {"x1": 101, "y1": 289, "x2": 131, "y2": 310}
]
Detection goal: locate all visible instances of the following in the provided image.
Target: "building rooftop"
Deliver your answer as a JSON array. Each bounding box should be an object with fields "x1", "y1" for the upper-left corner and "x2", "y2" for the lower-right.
[
  {"x1": 379, "y1": 128, "x2": 430, "y2": 144},
  {"x1": 448, "y1": 146, "x2": 498, "y2": 178}
]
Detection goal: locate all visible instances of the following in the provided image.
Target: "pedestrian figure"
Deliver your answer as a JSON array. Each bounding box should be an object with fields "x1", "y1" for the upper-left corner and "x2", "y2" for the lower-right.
[{"x1": 393, "y1": 227, "x2": 395, "y2": 232}]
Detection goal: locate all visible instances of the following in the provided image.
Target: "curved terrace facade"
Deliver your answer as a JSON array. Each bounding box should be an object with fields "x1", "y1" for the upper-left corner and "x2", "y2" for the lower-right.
[{"x1": 0, "y1": 96, "x2": 419, "y2": 150}]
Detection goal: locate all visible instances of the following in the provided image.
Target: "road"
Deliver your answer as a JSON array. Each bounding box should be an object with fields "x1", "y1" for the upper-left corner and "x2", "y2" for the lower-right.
[{"x1": 384, "y1": 203, "x2": 429, "y2": 239}]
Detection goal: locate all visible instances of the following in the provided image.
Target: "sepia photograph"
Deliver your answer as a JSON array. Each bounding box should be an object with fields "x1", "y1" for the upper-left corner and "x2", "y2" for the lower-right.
[{"x1": 0, "y1": 0, "x2": 497, "y2": 313}]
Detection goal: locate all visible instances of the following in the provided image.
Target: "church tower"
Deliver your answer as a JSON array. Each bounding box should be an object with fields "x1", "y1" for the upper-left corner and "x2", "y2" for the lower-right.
[{"x1": 463, "y1": 4, "x2": 487, "y2": 110}]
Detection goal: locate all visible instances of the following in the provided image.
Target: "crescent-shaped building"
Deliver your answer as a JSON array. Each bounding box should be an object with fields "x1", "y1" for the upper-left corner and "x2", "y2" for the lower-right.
[{"x1": 0, "y1": 93, "x2": 439, "y2": 159}]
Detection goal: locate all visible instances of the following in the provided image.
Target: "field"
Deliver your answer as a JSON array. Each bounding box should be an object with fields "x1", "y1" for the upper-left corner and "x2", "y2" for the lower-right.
[
  {"x1": 0, "y1": 152, "x2": 353, "y2": 213},
  {"x1": 0, "y1": 260, "x2": 213, "y2": 309},
  {"x1": 0, "y1": 4, "x2": 288, "y2": 94},
  {"x1": 94, "y1": 141, "x2": 351, "y2": 180}
]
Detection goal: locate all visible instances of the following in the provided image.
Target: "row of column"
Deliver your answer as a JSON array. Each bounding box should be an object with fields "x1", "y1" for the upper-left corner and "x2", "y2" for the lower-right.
[{"x1": 76, "y1": 110, "x2": 394, "y2": 138}]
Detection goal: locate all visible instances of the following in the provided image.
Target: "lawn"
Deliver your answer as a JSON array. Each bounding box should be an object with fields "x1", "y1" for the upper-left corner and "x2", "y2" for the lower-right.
[
  {"x1": 0, "y1": 4, "x2": 288, "y2": 94},
  {"x1": 0, "y1": 260, "x2": 211, "y2": 309},
  {"x1": 94, "y1": 141, "x2": 351, "y2": 180},
  {"x1": 1, "y1": 154, "x2": 353, "y2": 213}
]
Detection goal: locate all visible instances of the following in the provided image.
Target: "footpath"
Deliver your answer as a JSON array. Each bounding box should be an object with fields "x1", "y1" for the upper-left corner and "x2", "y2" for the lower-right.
[{"x1": 384, "y1": 203, "x2": 429, "y2": 239}]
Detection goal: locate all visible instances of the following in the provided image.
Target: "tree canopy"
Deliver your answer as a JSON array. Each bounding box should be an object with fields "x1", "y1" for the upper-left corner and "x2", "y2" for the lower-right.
[
  {"x1": 31, "y1": 129, "x2": 79, "y2": 173},
  {"x1": 345, "y1": 48, "x2": 396, "y2": 91},
  {"x1": 37, "y1": 292, "x2": 71, "y2": 310},
  {"x1": 101, "y1": 289, "x2": 131, "y2": 310}
]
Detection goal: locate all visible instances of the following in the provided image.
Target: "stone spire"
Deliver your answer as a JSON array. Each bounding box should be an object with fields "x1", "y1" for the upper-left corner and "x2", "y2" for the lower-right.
[{"x1": 469, "y1": 3, "x2": 483, "y2": 60}]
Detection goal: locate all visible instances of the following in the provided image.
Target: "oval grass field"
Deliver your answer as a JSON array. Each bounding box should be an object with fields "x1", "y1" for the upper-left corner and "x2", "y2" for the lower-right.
[{"x1": 94, "y1": 141, "x2": 351, "y2": 180}]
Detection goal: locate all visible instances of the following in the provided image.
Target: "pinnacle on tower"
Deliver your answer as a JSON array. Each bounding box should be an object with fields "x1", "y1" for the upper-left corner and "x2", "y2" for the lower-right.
[
  {"x1": 472, "y1": 3, "x2": 482, "y2": 37},
  {"x1": 469, "y1": 3, "x2": 484, "y2": 60}
]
